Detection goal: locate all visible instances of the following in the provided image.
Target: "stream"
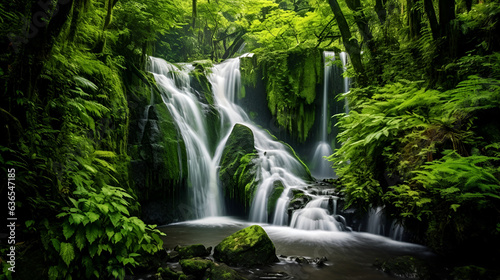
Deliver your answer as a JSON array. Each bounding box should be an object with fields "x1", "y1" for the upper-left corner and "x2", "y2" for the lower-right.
[
  {"x1": 150, "y1": 53, "x2": 435, "y2": 279},
  {"x1": 160, "y1": 217, "x2": 434, "y2": 279}
]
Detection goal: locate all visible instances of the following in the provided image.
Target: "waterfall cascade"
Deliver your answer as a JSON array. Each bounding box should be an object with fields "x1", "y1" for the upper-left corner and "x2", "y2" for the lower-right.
[
  {"x1": 149, "y1": 52, "x2": 405, "y2": 240},
  {"x1": 310, "y1": 51, "x2": 350, "y2": 179},
  {"x1": 149, "y1": 58, "x2": 224, "y2": 218},
  {"x1": 149, "y1": 55, "x2": 308, "y2": 223}
]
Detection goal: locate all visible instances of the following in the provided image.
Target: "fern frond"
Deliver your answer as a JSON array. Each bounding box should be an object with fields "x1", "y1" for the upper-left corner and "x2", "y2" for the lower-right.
[{"x1": 74, "y1": 76, "x2": 98, "y2": 91}]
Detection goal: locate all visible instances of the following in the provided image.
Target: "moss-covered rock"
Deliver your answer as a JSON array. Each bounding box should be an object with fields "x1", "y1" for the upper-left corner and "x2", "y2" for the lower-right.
[
  {"x1": 373, "y1": 256, "x2": 431, "y2": 279},
  {"x1": 255, "y1": 47, "x2": 322, "y2": 143},
  {"x1": 213, "y1": 225, "x2": 279, "y2": 267},
  {"x1": 190, "y1": 61, "x2": 214, "y2": 105},
  {"x1": 179, "y1": 257, "x2": 213, "y2": 278},
  {"x1": 176, "y1": 244, "x2": 212, "y2": 259},
  {"x1": 157, "y1": 266, "x2": 187, "y2": 280},
  {"x1": 267, "y1": 180, "x2": 285, "y2": 214},
  {"x1": 127, "y1": 74, "x2": 189, "y2": 224},
  {"x1": 219, "y1": 124, "x2": 259, "y2": 216},
  {"x1": 210, "y1": 263, "x2": 247, "y2": 280}
]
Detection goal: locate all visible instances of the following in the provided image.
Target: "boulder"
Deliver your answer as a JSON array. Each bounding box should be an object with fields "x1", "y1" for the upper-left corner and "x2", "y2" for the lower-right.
[
  {"x1": 219, "y1": 124, "x2": 259, "y2": 216},
  {"x1": 214, "y1": 225, "x2": 278, "y2": 267},
  {"x1": 210, "y1": 263, "x2": 247, "y2": 280},
  {"x1": 179, "y1": 257, "x2": 213, "y2": 278},
  {"x1": 175, "y1": 244, "x2": 211, "y2": 259}
]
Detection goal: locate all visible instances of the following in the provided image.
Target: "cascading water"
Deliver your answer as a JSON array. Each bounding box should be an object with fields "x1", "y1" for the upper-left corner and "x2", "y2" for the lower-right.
[
  {"x1": 150, "y1": 53, "x2": 412, "y2": 242},
  {"x1": 310, "y1": 51, "x2": 350, "y2": 179},
  {"x1": 149, "y1": 57, "x2": 224, "y2": 219},
  {"x1": 310, "y1": 52, "x2": 336, "y2": 179},
  {"x1": 290, "y1": 197, "x2": 342, "y2": 231},
  {"x1": 149, "y1": 55, "x2": 309, "y2": 223},
  {"x1": 208, "y1": 55, "x2": 309, "y2": 225}
]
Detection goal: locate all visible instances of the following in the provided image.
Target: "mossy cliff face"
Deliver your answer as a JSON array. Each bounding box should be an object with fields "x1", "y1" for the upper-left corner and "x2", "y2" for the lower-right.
[
  {"x1": 127, "y1": 70, "x2": 188, "y2": 225},
  {"x1": 241, "y1": 48, "x2": 322, "y2": 143},
  {"x1": 213, "y1": 225, "x2": 279, "y2": 267},
  {"x1": 219, "y1": 124, "x2": 259, "y2": 216}
]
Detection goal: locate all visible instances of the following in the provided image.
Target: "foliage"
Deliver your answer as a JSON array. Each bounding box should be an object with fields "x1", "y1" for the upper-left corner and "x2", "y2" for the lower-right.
[
  {"x1": 331, "y1": 71, "x2": 500, "y2": 255},
  {"x1": 385, "y1": 150, "x2": 500, "y2": 254},
  {"x1": 1, "y1": 0, "x2": 174, "y2": 279},
  {"x1": 257, "y1": 47, "x2": 321, "y2": 142},
  {"x1": 47, "y1": 185, "x2": 165, "y2": 279}
]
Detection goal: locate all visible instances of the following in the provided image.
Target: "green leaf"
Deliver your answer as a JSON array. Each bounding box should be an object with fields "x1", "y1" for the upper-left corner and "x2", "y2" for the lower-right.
[
  {"x1": 87, "y1": 212, "x2": 100, "y2": 223},
  {"x1": 51, "y1": 238, "x2": 61, "y2": 251},
  {"x1": 450, "y1": 204, "x2": 460, "y2": 212},
  {"x1": 75, "y1": 230, "x2": 86, "y2": 251},
  {"x1": 48, "y1": 266, "x2": 59, "y2": 280},
  {"x1": 109, "y1": 212, "x2": 121, "y2": 227},
  {"x1": 60, "y1": 242, "x2": 75, "y2": 266},
  {"x1": 63, "y1": 223, "x2": 76, "y2": 240},
  {"x1": 86, "y1": 224, "x2": 100, "y2": 244},
  {"x1": 113, "y1": 232, "x2": 123, "y2": 244},
  {"x1": 70, "y1": 213, "x2": 85, "y2": 225},
  {"x1": 97, "y1": 203, "x2": 110, "y2": 214}
]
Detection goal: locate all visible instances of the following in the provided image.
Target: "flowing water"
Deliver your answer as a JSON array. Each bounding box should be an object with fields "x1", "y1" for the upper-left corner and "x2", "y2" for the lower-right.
[
  {"x1": 149, "y1": 54, "x2": 427, "y2": 278},
  {"x1": 310, "y1": 52, "x2": 350, "y2": 179},
  {"x1": 150, "y1": 58, "x2": 224, "y2": 218},
  {"x1": 161, "y1": 218, "x2": 434, "y2": 280},
  {"x1": 149, "y1": 55, "x2": 309, "y2": 224}
]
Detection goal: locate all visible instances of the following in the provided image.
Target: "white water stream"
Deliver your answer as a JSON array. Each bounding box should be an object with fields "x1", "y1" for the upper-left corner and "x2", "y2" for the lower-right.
[
  {"x1": 149, "y1": 52, "x2": 410, "y2": 241},
  {"x1": 149, "y1": 55, "x2": 309, "y2": 223}
]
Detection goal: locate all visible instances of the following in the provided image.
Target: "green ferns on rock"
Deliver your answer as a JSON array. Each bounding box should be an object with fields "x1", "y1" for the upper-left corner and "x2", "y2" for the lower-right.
[{"x1": 331, "y1": 74, "x2": 500, "y2": 257}]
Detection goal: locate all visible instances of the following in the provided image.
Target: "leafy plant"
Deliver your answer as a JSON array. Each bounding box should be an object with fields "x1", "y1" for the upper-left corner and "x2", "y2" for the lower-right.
[{"x1": 47, "y1": 185, "x2": 165, "y2": 280}]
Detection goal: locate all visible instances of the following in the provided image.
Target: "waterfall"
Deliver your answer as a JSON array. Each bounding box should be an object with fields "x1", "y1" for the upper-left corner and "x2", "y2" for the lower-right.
[
  {"x1": 208, "y1": 55, "x2": 309, "y2": 225},
  {"x1": 310, "y1": 52, "x2": 336, "y2": 179},
  {"x1": 366, "y1": 206, "x2": 384, "y2": 236},
  {"x1": 149, "y1": 57, "x2": 224, "y2": 219},
  {"x1": 149, "y1": 55, "x2": 308, "y2": 223},
  {"x1": 339, "y1": 52, "x2": 350, "y2": 114},
  {"x1": 310, "y1": 51, "x2": 350, "y2": 179},
  {"x1": 290, "y1": 197, "x2": 342, "y2": 231}
]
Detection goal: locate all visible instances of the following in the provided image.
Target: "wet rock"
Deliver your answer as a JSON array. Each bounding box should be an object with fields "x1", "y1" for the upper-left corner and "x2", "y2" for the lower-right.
[
  {"x1": 314, "y1": 256, "x2": 328, "y2": 267},
  {"x1": 175, "y1": 244, "x2": 211, "y2": 259},
  {"x1": 294, "y1": 257, "x2": 309, "y2": 264},
  {"x1": 214, "y1": 225, "x2": 279, "y2": 267},
  {"x1": 219, "y1": 124, "x2": 259, "y2": 216},
  {"x1": 374, "y1": 256, "x2": 431, "y2": 279},
  {"x1": 167, "y1": 250, "x2": 180, "y2": 262},
  {"x1": 157, "y1": 266, "x2": 187, "y2": 280},
  {"x1": 179, "y1": 258, "x2": 213, "y2": 278},
  {"x1": 210, "y1": 262, "x2": 247, "y2": 280}
]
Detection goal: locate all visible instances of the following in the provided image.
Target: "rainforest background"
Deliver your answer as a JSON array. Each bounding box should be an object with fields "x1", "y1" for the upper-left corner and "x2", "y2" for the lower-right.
[{"x1": 1, "y1": 0, "x2": 499, "y2": 279}]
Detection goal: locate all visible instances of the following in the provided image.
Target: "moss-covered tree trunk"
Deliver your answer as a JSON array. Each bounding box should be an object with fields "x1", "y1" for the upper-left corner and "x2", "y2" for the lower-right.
[{"x1": 328, "y1": 0, "x2": 366, "y2": 85}]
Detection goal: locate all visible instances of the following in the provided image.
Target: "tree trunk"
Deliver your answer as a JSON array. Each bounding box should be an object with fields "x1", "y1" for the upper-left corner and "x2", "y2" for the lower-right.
[
  {"x1": 345, "y1": 0, "x2": 375, "y2": 53},
  {"x1": 328, "y1": 0, "x2": 366, "y2": 85},
  {"x1": 407, "y1": 0, "x2": 422, "y2": 39},
  {"x1": 192, "y1": 0, "x2": 197, "y2": 28},
  {"x1": 439, "y1": 0, "x2": 457, "y2": 59},
  {"x1": 423, "y1": 0, "x2": 439, "y2": 40}
]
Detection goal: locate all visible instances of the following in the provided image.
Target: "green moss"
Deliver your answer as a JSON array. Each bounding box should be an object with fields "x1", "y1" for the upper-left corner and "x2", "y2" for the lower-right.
[
  {"x1": 176, "y1": 244, "x2": 211, "y2": 259},
  {"x1": 190, "y1": 62, "x2": 214, "y2": 105},
  {"x1": 267, "y1": 181, "x2": 285, "y2": 214},
  {"x1": 256, "y1": 47, "x2": 322, "y2": 143},
  {"x1": 240, "y1": 55, "x2": 259, "y2": 89},
  {"x1": 179, "y1": 257, "x2": 213, "y2": 278},
  {"x1": 210, "y1": 263, "x2": 247, "y2": 280},
  {"x1": 213, "y1": 225, "x2": 278, "y2": 267},
  {"x1": 219, "y1": 124, "x2": 259, "y2": 214}
]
